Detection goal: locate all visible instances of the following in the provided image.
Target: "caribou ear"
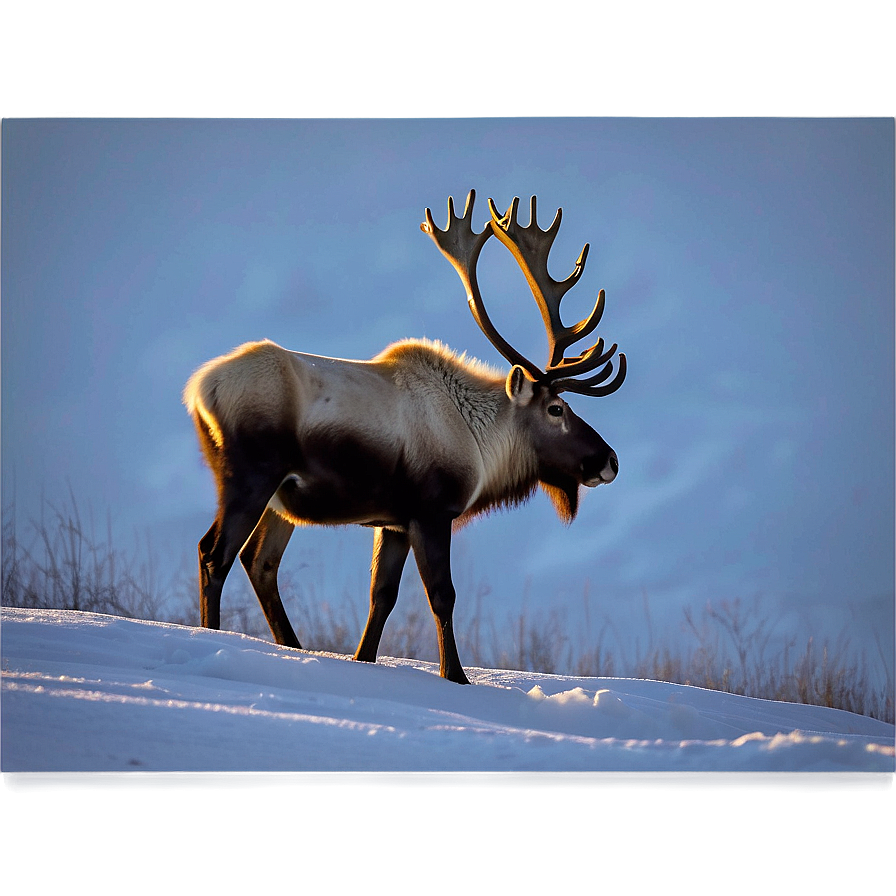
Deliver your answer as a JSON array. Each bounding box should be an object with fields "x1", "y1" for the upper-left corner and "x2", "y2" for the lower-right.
[{"x1": 506, "y1": 365, "x2": 537, "y2": 404}]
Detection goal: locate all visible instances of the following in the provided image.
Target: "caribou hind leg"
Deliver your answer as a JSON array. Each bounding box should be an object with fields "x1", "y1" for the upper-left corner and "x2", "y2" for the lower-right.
[
  {"x1": 198, "y1": 451, "x2": 291, "y2": 634},
  {"x1": 354, "y1": 527, "x2": 410, "y2": 664},
  {"x1": 198, "y1": 519, "x2": 225, "y2": 629},
  {"x1": 239, "y1": 507, "x2": 300, "y2": 648},
  {"x1": 199, "y1": 504, "x2": 268, "y2": 632},
  {"x1": 408, "y1": 517, "x2": 469, "y2": 685},
  {"x1": 199, "y1": 489, "x2": 275, "y2": 633}
]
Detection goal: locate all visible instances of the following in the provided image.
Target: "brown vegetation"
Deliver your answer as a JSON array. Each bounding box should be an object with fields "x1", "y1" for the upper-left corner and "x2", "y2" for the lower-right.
[{"x1": 3, "y1": 494, "x2": 892, "y2": 724}]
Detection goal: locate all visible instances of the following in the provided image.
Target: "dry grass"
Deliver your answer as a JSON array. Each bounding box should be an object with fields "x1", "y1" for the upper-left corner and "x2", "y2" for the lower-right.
[
  {"x1": 2, "y1": 494, "x2": 893, "y2": 724},
  {"x1": 2, "y1": 490, "x2": 164, "y2": 621}
]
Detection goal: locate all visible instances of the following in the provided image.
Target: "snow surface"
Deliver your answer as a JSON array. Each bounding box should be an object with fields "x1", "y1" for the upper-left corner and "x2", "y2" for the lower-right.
[{"x1": 2, "y1": 607, "x2": 892, "y2": 772}]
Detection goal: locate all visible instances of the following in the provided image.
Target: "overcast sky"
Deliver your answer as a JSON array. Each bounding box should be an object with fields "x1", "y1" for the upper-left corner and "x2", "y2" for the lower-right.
[
  {"x1": 0, "y1": 2, "x2": 894, "y2": 890},
  {"x1": 2, "y1": 118, "x2": 893, "y2": 675},
  {"x1": 0, "y1": 3, "x2": 894, "y2": 688}
]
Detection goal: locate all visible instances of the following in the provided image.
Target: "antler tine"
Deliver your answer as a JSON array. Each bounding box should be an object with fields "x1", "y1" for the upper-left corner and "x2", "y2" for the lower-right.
[
  {"x1": 555, "y1": 338, "x2": 614, "y2": 374},
  {"x1": 549, "y1": 337, "x2": 622, "y2": 396},
  {"x1": 422, "y1": 190, "x2": 543, "y2": 381},
  {"x1": 552, "y1": 352, "x2": 627, "y2": 397},
  {"x1": 487, "y1": 195, "x2": 602, "y2": 369}
]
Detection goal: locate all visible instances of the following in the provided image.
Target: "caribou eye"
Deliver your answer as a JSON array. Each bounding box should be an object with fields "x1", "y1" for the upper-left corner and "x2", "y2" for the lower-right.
[{"x1": 548, "y1": 404, "x2": 563, "y2": 417}]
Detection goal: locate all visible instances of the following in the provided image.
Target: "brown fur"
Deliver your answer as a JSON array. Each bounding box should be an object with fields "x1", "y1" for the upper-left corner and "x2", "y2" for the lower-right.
[
  {"x1": 185, "y1": 338, "x2": 544, "y2": 525},
  {"x1": 184, "y1": 335, "x2": 617, "y2": 683}
]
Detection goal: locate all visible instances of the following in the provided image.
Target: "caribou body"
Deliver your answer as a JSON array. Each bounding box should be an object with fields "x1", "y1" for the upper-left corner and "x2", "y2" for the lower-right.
[{"x1": 184, "y1": 191, "x2": 626, "y2": 684}]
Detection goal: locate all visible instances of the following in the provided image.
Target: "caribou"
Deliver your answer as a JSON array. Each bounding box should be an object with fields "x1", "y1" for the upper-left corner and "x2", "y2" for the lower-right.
[{"x1": 183, "y1": 190, "x2": 626, "y2": 684}]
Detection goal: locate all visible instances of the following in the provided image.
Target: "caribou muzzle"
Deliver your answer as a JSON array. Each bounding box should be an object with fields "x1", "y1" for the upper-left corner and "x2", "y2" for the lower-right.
[{"x1": 583, "y1": 448, "x2": 618, "y2": 487}]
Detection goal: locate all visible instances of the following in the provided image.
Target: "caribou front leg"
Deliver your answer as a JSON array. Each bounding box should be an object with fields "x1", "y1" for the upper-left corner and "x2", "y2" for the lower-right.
[
  {"x1": 408, "y1": 517, "x2": 469, "y2": 685},
  {"x1": 355, "y1": 527, "x2": 410, "y2": 664}
]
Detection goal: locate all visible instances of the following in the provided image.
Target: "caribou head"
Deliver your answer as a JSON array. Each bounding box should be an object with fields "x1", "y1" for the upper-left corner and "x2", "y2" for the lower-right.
[{"x1": 422, "y1": 189, "x2": 625, "y2": 520}]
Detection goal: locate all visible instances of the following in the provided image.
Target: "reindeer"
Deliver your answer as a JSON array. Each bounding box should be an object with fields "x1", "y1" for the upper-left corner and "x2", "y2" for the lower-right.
[{"x1": 183, "y1": 190, "x2": 626, "y2": 684}]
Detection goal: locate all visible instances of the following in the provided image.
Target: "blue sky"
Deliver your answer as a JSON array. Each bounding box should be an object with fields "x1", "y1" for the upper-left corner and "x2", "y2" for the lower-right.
[
  {"x1": 0, "y1": 0, "x2": 894, "y2": 892},
  {"x1": 2, "y1": 118, "x2": 893, "y2": 676}
]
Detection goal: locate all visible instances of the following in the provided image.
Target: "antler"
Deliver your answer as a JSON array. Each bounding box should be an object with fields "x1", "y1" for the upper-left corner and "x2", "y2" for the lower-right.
[
  {"x1": 422, "y1": 190, "x2": 626, "y2": 398},
  {"x1": 421, "y1": 190, "x2": 544, "y2": 381},
  {"x1": 488, "y1": 195, "x2": 626, "y2": 397}
]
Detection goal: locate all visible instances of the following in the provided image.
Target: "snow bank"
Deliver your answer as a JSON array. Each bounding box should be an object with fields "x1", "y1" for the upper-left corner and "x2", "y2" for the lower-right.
[{"x1": 2, "y1": 607, "x2": 893, "y2": 772}]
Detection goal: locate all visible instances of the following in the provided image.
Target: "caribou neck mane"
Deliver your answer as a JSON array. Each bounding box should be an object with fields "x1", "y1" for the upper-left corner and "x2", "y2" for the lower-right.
[
  {"x1": 377, "y1": 338, "x2": 503, "y2": 435},
  {"x1": 377, "y1": 338, "x2": 540, "y2": 523}
]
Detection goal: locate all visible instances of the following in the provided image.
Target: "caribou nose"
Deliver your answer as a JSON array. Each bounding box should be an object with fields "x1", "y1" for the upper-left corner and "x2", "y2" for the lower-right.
[
  {"x1": 583, "y1": 449, "x2": 618, "y2": 486},
  {"x1": 602, "y1": 450, "x2": 619, "y2": 483}
]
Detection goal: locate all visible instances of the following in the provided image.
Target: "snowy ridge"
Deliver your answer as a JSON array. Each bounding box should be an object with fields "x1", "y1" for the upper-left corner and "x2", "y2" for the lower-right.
[{"x1": 1, "y1": 607, "x2": 893, "y2": 772}]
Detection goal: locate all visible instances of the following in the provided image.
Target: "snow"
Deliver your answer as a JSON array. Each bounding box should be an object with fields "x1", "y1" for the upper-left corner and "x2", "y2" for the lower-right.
[{"x1": 3, "y1": 607, "x2": 892, "y2": 773}]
